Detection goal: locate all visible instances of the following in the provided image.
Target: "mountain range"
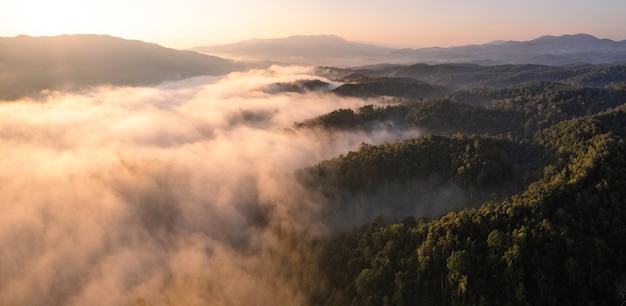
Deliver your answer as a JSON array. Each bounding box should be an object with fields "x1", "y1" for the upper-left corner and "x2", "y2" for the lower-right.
[
  {"x1": 0, "y1": 34, "x2": 244, "y2": 100},
  {"x1": 193, "y1": 34, "x2": 626, "y2": 67},
  {"x1": 2, "y1": 33, "x2": 625, "y2": 100},
  {"x1": 193, "y1": 34, "x2": 392, "y2": 67}
]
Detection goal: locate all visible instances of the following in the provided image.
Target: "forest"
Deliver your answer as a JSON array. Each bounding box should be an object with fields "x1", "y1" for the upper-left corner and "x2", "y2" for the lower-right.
[
  {"x1": 3, "y1": 54, "x2": 626, "y2": 304},
  {"x1": 295, "y1": 63, "x2": 626, "y2": 305}
]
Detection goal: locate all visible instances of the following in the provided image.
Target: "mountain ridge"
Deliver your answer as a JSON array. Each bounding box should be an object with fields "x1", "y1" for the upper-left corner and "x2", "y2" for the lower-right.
[
  {"x1": 0, "y1": 34, "x2": 244, "y2": 100},
  {"x1": 193, "y1": 33, "x2": 626, "y2": 67},
  {"x1": 193, "y1": 34, "x2": 391, "y2": 66}
]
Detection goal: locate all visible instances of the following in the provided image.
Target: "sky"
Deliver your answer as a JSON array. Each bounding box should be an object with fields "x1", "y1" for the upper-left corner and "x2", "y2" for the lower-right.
[{"x1": 1, "y1": 0, "x2": 626, "y2": 50}]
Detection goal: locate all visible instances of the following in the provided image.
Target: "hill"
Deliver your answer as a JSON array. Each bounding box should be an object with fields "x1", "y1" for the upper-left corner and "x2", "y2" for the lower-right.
[
  {"x1": 294, "y1": 64, "x2": 626, "y2": 305},
  {"x1": 318, "y1": 62, "x2": 626, "y2": 92},
  {"x1": 0, "y1": 34, "x2": 243, "y2": 100}
]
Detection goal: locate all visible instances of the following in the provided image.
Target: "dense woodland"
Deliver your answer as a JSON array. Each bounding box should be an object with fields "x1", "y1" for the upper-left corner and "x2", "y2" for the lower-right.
[{"x1": 297, "y1": 63, "x2": 626, "y2": 305}]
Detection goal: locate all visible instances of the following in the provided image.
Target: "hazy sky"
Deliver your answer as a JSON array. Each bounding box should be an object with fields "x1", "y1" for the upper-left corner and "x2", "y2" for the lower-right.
[{"x1": 2, "y1": 0, "x2": 625, "y2": 49}]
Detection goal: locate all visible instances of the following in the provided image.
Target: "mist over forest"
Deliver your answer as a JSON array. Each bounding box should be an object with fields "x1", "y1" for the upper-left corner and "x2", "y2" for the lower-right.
[
  {"x1": 2, "y1": 34, "x2": 626, "y2": 305},
  {"x1": 0, "y1": 64, "x2": 424, "y2": 305}
]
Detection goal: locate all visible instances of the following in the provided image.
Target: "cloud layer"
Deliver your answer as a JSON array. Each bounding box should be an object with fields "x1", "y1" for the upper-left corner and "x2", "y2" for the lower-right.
[{"x1": 0, "y1": 66, "x2": 421, "y2": 305}]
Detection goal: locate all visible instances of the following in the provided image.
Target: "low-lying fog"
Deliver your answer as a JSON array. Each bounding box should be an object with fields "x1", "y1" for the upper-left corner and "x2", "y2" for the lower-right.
[{"x1": 0, "y1": 66, "x2": 421, "y2": 305}]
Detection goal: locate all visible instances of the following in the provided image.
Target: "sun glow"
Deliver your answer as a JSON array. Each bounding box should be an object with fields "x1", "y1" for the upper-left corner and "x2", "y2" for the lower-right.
[{"x1": 13, "y1": 0, "x2": 92, "y2": 36}]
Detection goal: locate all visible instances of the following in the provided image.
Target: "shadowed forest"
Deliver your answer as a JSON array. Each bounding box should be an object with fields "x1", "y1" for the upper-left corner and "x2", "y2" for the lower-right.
[{"x1": 297, "y1": 63, "x2": 626, "y2": 305}]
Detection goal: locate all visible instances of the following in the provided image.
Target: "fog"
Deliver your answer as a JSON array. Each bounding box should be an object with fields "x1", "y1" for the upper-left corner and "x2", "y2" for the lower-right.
[{"x1": 0, "y1": 66, "x2": 421, "y2": 305}]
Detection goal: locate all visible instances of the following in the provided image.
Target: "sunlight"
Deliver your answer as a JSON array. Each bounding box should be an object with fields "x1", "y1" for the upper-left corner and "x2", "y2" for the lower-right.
[{"x1": 14, "y1": 0, "x2": 91, "y2": 36}]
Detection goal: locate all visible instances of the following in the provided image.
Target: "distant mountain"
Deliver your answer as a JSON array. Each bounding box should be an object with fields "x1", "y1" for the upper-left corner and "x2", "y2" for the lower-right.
[
  {"x1": 193, "y1": 34, "x2": 626, "y2": 67},
  {"x1": 192, "y1": 34, "x2": 393, "y2": 67},
  {"x1": 0, "y1": 34, "x2": 243, "y2": 100},
  {"x1": 394, "y1": 34, "x2": 626, "y2": 65}
]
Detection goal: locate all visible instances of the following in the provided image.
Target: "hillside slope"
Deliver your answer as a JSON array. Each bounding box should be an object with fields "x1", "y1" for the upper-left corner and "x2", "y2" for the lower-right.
[{"x1": 0, "y1": 34, "x2": 243, "y2": 100}]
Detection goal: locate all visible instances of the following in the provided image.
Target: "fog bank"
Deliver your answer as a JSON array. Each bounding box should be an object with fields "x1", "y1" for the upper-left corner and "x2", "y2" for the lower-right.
[{"x1": 0, "y1": 66, "x2": 420, "y2": 305}]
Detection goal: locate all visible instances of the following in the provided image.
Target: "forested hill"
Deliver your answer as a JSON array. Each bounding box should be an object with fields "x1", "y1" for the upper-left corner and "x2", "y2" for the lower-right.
[
  {"x1": 299, "y1": 81, "x2": 626, "y2": 139},
  {"x1": 297, "y1": 63, "x2": 626, "y2": 305},
  {"x1": 309, "y1": 106, "x2": 626, "y2": 305},
  {"x1": 320, "y1": 63, "x2": 626, "y2": 93}
]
